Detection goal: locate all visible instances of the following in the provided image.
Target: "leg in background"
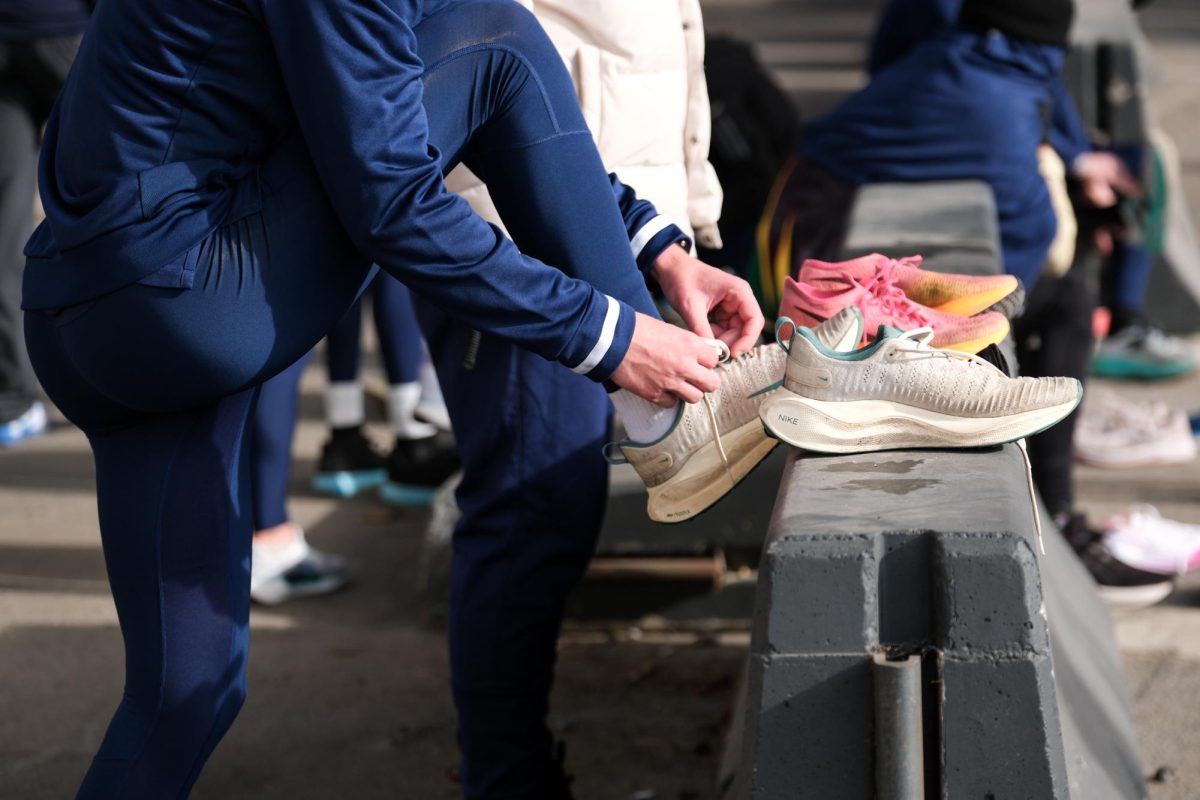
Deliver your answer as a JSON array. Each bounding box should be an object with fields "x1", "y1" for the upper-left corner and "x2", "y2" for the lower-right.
[
  {"x1": 0, "y1": 49, "x2": 42, "y2": 425},
  {"x1": 1014, "y1": 265, "x2": 1094, "y2": 518}
]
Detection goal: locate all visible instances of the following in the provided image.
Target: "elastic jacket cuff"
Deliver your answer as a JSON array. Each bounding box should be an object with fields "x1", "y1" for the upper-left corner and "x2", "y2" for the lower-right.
[
  {"x1": 631, "y1": 216, "x2": 692, "y2": 272},
  {"x1": 565, "y1": 293, "x2": 636, "y2": 383}
]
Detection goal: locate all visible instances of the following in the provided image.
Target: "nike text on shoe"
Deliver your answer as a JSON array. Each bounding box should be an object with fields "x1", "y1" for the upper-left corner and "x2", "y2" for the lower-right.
[
  {"x1": 760, "y1": 319, "x2": 1081, "y2": 454},
  {"x1": 609, "y1": 307, "x2": 864, "y2": 523}
]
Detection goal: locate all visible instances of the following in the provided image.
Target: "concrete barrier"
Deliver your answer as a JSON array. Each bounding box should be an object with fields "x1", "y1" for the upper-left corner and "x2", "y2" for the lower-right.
[
  {"x1": 840, "y1": 181, "x2": 1003, "y2": 276},
  {"x1": 726, "y1": 446, "x2": 1147, "y2": 799}
]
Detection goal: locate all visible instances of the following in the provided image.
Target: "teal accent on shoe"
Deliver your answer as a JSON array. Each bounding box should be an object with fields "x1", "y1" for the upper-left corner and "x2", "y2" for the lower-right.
[
  {"x1": 311, "y1": 469, "x2": 388, "y2": 498},
  {"x1": 748, "y1": 379, "x2": 784, "y2": 399},
  {"x1": 379, "y1": 481, "x2": 438, "y2": 507},
  {"x1": 601, "y1": 441, "x2": 629, "y2": 465},
  {"x1": 775, "y1": 316, "x2": 797, "y2": 351},
  {"x1": 1091, "y1": 354, "x2": 1195, "y2": 380},
  {"x1": 795, "y1": 324, "x2": 892, "y2": 362}
]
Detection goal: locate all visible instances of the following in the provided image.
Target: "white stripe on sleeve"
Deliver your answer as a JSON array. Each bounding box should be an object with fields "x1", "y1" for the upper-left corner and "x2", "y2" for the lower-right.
[
  {"x1": 629, "y1": 215, "x2": 675, "y2": 260},
  {"x1": 571, "y1": 295, "x2": 620, "y2": 375}
]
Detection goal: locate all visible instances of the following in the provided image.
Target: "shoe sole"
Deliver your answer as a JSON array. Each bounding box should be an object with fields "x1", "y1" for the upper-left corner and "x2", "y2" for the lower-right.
[
  {"x1": 1074, "y1": 445, "x2": 1198, "y2": 469},
  {"x1": 937, "y1": 322, "x2": 1011, "y2": 355},
  {"x1": 1091, "y1": 356, "x2": 1195, "y2": 380},
  {"x1": 646, "y1": 419, "x2": 779, "y2": 524},
  {"x1": 1096, "y1": 580, "x2": 1175, "y2": 611},
  {"x1": 311, "y1": 469, "x2": 388, "y2": 498},
  {"x1": 759, "y1": 391, "x2": 1081, "y2": 454},
  {"x1": 379, "y1": 481, "x2": 438, "y2": 507},
  {"x1": 932, "y1": 282, "x2": 1023, "y2": 319}
]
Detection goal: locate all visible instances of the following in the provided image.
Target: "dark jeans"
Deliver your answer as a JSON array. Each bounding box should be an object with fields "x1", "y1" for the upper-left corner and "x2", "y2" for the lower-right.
[
  {"x1": 0, "y1": 34, "x2": 78, "y2": 420},
  {"x1": 26, "y1": 4, "x2": 657, "y2": 797}
]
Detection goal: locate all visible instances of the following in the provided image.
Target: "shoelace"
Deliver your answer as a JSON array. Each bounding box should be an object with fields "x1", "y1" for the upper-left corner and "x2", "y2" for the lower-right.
[
  {"x1": 701, "y1": 339, "x2": 736, "y2": 489},
  {"x1": 858, "y1": 264, "x2": 930, "y2": 330},
  {"x1": 895, "y1": 329, "x2": 1044, "y2": 552},
  {"x1": 886, "y1": 327, "x2": 996, "y2": 370}
]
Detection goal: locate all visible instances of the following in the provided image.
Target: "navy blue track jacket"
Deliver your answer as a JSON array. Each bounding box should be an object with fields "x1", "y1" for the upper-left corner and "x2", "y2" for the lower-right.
[{"x1": 23, "y1": 0, "x2": 683, "y2": 382}]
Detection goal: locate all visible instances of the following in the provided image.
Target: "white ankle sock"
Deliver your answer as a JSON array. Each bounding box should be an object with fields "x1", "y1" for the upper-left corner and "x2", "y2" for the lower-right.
[
  {"x1": 389, "y1": 382, "x2": 438, "y2": 440},
  {"x1": 610, "y1": 390, "x2": 679, "y2": 443},
  {"x1": 327, "y1": 381, "x2": 365, "y2": 429}
]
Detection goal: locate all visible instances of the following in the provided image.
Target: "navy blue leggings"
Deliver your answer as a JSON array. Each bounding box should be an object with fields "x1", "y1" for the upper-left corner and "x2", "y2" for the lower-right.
[
  {"x1": 326, "y1": 274, "x2": 423, "y2": 386},
  {"x1": 26, "y1": 3, "x2": 657, "y2": 797}
]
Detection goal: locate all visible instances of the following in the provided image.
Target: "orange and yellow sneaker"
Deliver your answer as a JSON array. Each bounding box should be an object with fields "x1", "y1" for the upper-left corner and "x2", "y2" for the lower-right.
[
  {"x1": 798, "y1": 253, "x2": 1022, "y2": 318},
  {"x1": 780, "y1": 268, "x2": 1010, "y2": 354}
]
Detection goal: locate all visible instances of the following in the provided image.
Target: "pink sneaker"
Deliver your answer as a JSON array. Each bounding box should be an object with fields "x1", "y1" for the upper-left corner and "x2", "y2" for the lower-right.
[
  {"x1": 799, "y1": 254, "x2": 1022, "y2": 318},
  {"x1": 779, "y1": 269, "x2": 1010, "y2": 353}
]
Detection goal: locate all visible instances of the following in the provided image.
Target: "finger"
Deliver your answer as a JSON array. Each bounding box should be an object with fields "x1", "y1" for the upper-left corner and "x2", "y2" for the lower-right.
[
  {"x1": 1086, "y1": 181, "x2": 1117, "y2": 209},
  {"x1": 1113, "y1": 169, "x2": 1143, "y2": 199},
  {"x1": 678, "y1": 302, "x2": 716, "y2": 340},
  {"x1": 693, "y1": 341, "x2": 721, "y2": 369},
  {"x1": 721, "y1": 291, "x2": 765, "y2": 356},
  {"x1": 684, "y1": 360, "x2": 721, "y2": 394},
  {"x1": 672, "y1": 381, "x2": 703, "y2": 404}
]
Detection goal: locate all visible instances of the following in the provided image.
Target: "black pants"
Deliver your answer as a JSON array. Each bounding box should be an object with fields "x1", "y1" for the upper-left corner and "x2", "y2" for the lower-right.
[
  {"x1": 0, "y1": 34, "x2": 79, "y2": 421},
  {"x1": 1013, "y1": 264, "x2": 1095, "y2": 518}
]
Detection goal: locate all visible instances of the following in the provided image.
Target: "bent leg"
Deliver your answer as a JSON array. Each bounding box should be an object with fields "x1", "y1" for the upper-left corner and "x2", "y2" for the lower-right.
[{"x1": 414, "y1": 1, "x2": 658, "y2": 318}]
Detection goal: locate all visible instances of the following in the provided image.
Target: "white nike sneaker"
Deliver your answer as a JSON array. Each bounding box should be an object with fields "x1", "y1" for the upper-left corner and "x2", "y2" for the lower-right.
[
  {"x1": 609, "y1": 307, "x2": 865, "y2": 523},
  {"x1": 761, "y1": 319, "x2": 1082, "y2": 453},
  {"x1": 251, "y1": 526, "x2": 347, "y2": 605}
]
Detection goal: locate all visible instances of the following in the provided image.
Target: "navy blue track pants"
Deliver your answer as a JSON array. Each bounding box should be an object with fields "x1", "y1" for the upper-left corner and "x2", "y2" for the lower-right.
[{"x1": 26, "y1": 3, "x2": 658, "y2": 797}]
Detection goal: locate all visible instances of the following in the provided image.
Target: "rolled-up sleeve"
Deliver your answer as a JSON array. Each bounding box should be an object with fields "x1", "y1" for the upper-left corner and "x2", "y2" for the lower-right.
[{"x1": 251, "y1": 0, "x2": 632, "y2": 381}]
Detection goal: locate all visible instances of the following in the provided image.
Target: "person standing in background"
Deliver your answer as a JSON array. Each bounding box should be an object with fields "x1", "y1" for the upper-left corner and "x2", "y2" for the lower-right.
[{"x1": 0, "y1": 0, "x2": 90, "y2": 445}]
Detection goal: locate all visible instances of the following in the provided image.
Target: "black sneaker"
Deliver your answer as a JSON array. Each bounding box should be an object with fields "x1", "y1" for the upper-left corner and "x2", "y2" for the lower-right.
[
  {"x1": 1058, "y1": 513, "x2": 1175, "y2": 610},
  {"x1": 311, "y1": 425, "x2": 389, "y2": 498},
  {"x1": 379, "y1": 430, "x2": 460, "y2": 506}
]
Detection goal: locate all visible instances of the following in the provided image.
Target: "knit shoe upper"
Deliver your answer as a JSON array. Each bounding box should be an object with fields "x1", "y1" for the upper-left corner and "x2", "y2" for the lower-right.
[
  {"x1": 614, "y1": 307, "x2": 863, "y2": 522},
  {"x1": 798, "y1": 253, "x2": 1021, "y2": 317},
  {"x1": 781, "y1": 268, "x2": 1010, "y2": 354},
  {"x1": 762, "y1": 321, "x2": 1081, "y2": 453}
]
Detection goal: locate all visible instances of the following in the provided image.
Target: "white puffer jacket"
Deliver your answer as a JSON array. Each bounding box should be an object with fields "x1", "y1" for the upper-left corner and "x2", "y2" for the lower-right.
[{"x1": 444, "y1": 0, "x2": 723, "y2": 249}]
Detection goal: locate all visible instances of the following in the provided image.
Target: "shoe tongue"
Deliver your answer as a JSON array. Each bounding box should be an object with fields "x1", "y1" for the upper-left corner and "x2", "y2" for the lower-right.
[{"x1": 875, "y1": 324, "x2": 906, "y2": 340}]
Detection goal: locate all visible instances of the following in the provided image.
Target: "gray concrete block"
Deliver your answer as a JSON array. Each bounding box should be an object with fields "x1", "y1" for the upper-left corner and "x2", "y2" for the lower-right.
[
  {"x1": 840, "y1": 181, "x2": 1002, "y2": 274},
  {"x1": 756, "y1": 534, "x2": 878, "y2": 654},
  {"x1": 733, "y1": 445, "x2": 1147, "y2": 799},
  {"x1": 941, "y1": 654, "x2": 1068, "y2": 797},
  {"x1": 739, "y1": 653, "x2": 875, "y2": 799}
]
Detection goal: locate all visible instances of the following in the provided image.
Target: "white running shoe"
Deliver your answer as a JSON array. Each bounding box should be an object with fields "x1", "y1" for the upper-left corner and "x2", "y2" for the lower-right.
[
  {"x1": 1074, "y1": 394, "x2": 1197, "y2": 469},
  {"x1": 761, "y1": 320, "x2": 1082, "y2": 453},
  {"x1": 0, "y1": 401, "x2": 48, "y2": 447},
  {"x1": 251, "y1": 526, "x2": 347, "y2": 605},
  {"x1": 1102, "y1": 505, "x2": 1200, "y2": 576},
  {"x1": 610, "y1": 307, "x2": 865, "y2": 523}
]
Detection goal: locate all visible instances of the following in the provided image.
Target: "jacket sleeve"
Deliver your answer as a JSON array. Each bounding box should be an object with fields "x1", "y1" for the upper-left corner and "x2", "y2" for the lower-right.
[{"x1": 251, "y1": 0, "x2": 633, "y2": 382}]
